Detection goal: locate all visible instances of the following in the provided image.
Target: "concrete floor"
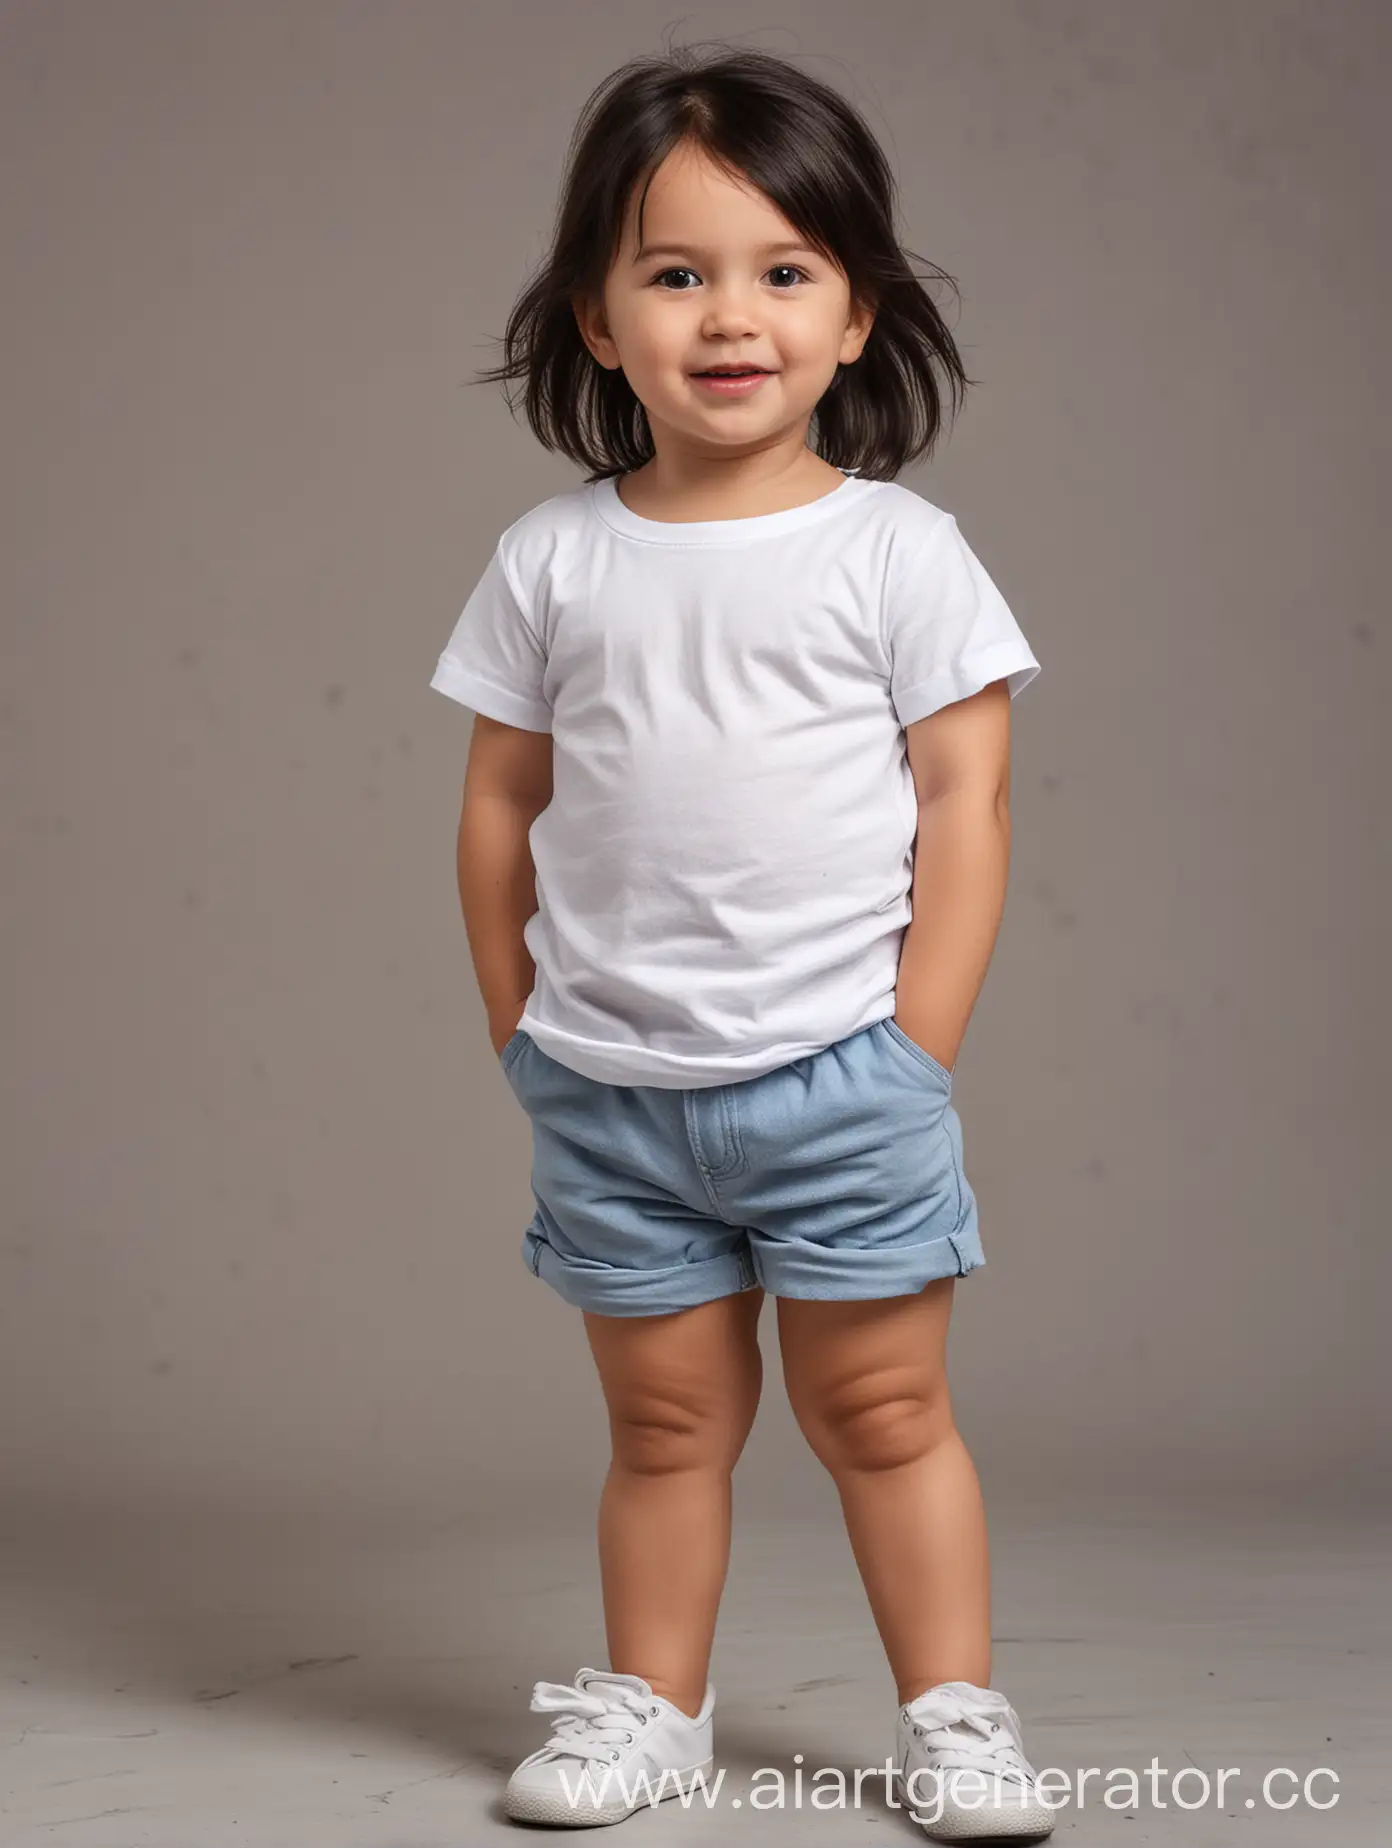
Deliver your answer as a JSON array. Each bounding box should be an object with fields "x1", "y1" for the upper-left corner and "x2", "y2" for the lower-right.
[{"x1": 1, "y1": 1489, "x2": 1386, "y2": 1845}]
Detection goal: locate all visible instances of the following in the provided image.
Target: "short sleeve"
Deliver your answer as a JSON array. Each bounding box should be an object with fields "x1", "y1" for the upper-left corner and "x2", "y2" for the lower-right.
[
  {"x1": 429, "y1": 541, "x2": 553, "y2": 732},
  {"x1": 884, "y1": 514, "x2": 1040, "y2": 728}
]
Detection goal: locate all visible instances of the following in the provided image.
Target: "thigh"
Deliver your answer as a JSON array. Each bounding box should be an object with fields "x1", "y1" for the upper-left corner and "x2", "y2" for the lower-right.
[
  {"x1": 776, "y1": 1281, "x2": 957, "y2": 1460},
  {"x1": 583, "y1": 1287, "x2": 766, "y2": 1470}
]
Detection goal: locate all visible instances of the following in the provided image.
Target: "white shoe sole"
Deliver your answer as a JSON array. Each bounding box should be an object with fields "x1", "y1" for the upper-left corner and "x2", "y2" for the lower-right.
[
  {"x1": 503, "y1": 1756, "x2": 716, "y2": 1827},
  {"x1": 908, "y1": 1799, "x2": 1055, "y2": 1841}
]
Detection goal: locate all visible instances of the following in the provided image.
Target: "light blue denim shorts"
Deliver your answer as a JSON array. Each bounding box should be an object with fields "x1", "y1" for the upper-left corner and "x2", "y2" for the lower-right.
[{"x1": 497, "y1": 1017, "x2": 984, "y2": 1317}]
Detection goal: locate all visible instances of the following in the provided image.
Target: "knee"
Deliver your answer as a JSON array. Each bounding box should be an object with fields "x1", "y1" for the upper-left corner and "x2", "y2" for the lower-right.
[
  {"x1": 609, "y1": 1382, "x2": 759, "y2": 1476},
  {"x1": 792, "y1": 1386, "x2": 955, "y2": 1476}
]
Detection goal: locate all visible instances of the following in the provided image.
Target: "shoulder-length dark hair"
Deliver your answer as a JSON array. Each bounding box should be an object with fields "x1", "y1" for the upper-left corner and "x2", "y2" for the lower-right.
[{"x1": 471, "y1": 43, "x2": 977, "y2": 483}]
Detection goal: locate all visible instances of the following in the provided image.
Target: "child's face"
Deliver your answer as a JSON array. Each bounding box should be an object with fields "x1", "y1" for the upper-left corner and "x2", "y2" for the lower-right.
[{"x1": 575, "y1": 140, "x2": 874, "y2": 460}]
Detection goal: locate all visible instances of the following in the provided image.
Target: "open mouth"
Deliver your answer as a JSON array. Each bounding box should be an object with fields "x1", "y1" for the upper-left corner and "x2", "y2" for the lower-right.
[{"x1": 690, "y1": 367, "x2": 774, "y2": 394}]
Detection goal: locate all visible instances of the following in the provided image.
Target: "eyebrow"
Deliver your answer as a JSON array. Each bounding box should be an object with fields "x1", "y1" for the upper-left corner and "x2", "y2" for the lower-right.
[{"x1": 633, "y1": 239, "x2": 819, "y2": 263}]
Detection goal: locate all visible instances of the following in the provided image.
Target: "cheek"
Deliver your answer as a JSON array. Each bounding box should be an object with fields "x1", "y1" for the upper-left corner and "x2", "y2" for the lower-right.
[
  {"x1": 789, "y1": 305, "x2": 850, "y2": 359},
  {"x1": 623, "y1": 304, "x2": 692, "y2": 366}
]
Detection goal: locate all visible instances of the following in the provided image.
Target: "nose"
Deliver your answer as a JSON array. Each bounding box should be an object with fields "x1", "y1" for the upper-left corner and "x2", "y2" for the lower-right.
[{"x1": 700, "y1": 285, "x2": 762, "y2": 340}]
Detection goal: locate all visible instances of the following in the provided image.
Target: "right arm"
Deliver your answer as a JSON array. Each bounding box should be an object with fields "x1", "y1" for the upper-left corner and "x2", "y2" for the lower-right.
[{"x1": 455, "y1": 713, "x2": 554, "y2": 1058}]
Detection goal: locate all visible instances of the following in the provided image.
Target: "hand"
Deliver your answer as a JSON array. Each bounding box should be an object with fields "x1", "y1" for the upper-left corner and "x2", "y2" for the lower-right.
[{"x1": 489, "y1": 1012, "x2": 525, "y2": 1060}]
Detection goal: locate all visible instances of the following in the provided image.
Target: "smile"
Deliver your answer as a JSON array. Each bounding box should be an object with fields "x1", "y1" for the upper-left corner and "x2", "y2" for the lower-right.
[{"x1": 690, "y1": 370, "x2": 773, "y2": 395}]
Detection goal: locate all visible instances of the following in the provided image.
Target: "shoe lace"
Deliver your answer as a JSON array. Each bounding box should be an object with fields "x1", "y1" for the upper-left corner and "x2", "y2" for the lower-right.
[
  {"x1": 528, "y1": 1675, "x2": 655, "y2": 1765},
  {"x1": 905, "y1": 1686, "x2": 1036, "y2": 1781}
]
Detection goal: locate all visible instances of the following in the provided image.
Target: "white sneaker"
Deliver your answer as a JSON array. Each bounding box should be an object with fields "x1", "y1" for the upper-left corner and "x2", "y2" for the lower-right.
[
  {"x1": 503, "y1": 1666, "x2": 716, "y2": 1826},
  {"x1": 897, "y1": 1680, "x2": 1055, "y2": 1840}
]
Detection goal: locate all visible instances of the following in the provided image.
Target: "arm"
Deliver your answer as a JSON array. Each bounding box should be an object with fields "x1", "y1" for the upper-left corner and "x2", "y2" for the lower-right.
[
  {"x1": 893, "y1": 679, "x2": 1014, "y2": 1076},
  {"x1": 455, "y1": 713, "x2": 554, "y2": 1057}
]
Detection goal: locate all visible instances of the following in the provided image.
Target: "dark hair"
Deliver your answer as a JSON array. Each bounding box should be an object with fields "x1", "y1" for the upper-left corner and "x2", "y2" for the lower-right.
[{"x1": 471, "y1": 42, "x2": 976, "y2": 482}]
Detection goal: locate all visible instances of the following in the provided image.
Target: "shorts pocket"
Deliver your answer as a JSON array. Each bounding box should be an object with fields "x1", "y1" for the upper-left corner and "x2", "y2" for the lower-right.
[
  {"x1": 878, "y1": 1017, "x2": 953, "y2": 1089},
  {"x1": 499, "y1": 1028, "x2": 529, "y2": 1075}
]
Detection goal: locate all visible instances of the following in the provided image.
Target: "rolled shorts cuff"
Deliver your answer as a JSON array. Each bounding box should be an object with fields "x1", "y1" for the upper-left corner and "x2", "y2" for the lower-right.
[
  {"x1": 524, "y1": 1227, "x2": 760, "y2": 1317},
  {"x1": 752, "y1": 1217, "x2": 986, "y2": 1301}
]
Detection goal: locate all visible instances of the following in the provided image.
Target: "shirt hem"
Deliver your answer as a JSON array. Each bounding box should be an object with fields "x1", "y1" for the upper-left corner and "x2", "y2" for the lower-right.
[
  {"x1": 893, "y1": 641, "x2": 1041, "y2": 728},
  {"x1": 429, "y1": 658, "x2": 553, "y2": 732},
  {"x1": 519, "y1": 1005, "x2": 899, "y2": 1089}
]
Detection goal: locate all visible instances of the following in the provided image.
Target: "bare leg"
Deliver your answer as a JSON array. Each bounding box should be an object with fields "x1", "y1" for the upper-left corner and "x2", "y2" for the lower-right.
[
  {"x1": 777, "y1": 1280, "x2": 990, "y2": 1703},
  {"x1": 582, "y1": 1285, "x2": 765, "y2": 1718}
]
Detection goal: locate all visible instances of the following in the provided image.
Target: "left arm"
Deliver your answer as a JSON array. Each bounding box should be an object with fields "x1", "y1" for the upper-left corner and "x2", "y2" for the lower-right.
[{"x1": 893, "y1": 679, "x2": 1014, "y2": 1075}]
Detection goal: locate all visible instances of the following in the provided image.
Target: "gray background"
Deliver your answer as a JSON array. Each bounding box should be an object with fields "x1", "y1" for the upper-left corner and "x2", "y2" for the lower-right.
[
  {"x1": 7, "y1": 0, "x2": 1387, "y2": 1524},
  {"x1": 1, "y1": 6, "x2": 1389, "y2": 1841}
]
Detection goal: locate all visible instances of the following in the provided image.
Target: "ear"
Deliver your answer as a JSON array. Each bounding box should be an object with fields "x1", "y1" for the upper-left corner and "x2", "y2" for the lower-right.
[
  {"x1": 839, "y1": 294, "x2": 877, "y2": 366},
  {"x1": 572, "y1": 294, "x2": 622, "y2": 371}
]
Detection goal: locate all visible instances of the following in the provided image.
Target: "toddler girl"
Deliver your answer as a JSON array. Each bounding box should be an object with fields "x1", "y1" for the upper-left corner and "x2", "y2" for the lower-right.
[{"x1": 431, "y1": 44, "x2": 1053, "y2": 1843}]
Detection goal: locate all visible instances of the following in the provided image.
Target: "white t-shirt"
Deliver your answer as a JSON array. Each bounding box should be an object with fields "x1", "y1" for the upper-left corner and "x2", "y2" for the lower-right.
[{"x1": 431, "y1": 471, "x2": 1040, "y2": 1088}]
